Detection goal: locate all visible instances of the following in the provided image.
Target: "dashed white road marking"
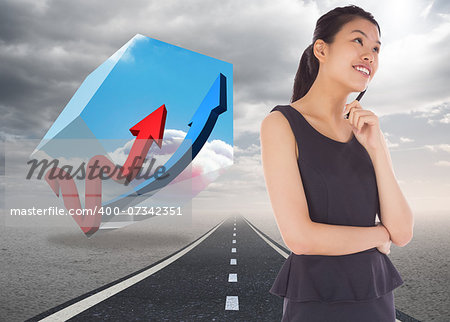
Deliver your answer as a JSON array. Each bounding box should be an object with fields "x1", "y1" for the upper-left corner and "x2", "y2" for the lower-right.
[
  {"x1": 225, "y1": 296, "x2": 239, "y2": 310},
  {"x1": 231, "y1": 248, "x2": 236, "y2": 253},
  {"x1": 228, "y1": 273, "x2": 237, "y2": 282},
  {"x1": 230, "y1": 259, "x2": 237, "y2": 265},
  {"x1": 37, "y1": 218, "x2": 227, "y2": 322},
  {"x1": 232, "y1": 240, "x2": 236, "y2": 243},
  {"x1": 233, "y1": 227, "x2": 236, "y2": 231},
  {"x1": 233, "y1": 233, "x2": 236, "y2": 236}
]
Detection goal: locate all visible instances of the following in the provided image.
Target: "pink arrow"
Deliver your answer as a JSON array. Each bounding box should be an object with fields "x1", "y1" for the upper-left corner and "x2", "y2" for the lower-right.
[{"x1": 45, "y1": 105, "x2": 167, "y2": 236}]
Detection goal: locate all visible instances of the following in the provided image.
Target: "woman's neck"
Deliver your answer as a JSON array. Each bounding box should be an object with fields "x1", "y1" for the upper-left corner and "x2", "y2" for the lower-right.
[{"x1": 294, "y1": 73, "x2": 352, "y2": 123}]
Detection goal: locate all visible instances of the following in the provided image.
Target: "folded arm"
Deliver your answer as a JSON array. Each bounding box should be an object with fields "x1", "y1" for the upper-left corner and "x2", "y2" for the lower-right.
[{"x1": 367, "y1": 130, "x2": 414, "y2": 247}]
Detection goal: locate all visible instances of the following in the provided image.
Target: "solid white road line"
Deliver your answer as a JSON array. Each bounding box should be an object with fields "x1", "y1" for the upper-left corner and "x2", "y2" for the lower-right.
[
  {"x1": 228, "y1": 273, "x2": 237, "y2": 282},
  {"x1": 244, "y1": 218, "x2": 289, "y2": 259},
  {"x1": 38, "y1": 218, "x2": 227, "y2": 322},
  {"x1": 225, "y1": 296, "x2": 239, "y2": 310},
  {"x1": 230, "y1": 259, "x2": 237, "y2": 265}
]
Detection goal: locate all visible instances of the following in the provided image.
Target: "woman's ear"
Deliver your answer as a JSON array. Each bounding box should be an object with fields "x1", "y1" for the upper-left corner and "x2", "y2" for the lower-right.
[{"x1": 312, "y1": 39, "x2": 328, "y2": 63}]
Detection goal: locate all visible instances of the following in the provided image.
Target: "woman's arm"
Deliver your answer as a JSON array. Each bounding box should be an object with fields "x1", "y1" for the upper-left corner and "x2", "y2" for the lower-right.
[
  {"x1": 366, "y1": 130, "x2": 414, "y2": 247},
  {"x1": 343, "y1": 100, "x2": 414, "y2": 248},
  {"x1": 260, "y1": 111, "x2": 390, "y2": 256}
]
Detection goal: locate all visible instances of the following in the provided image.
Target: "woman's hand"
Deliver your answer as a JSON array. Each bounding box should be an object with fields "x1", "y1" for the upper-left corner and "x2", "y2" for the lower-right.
[
  {"x1": 343, "y1": 100, "x2": 384, "y2": 154},
  {"x1": 375, "y1": 222, "x2": 392, "y2": 255}
]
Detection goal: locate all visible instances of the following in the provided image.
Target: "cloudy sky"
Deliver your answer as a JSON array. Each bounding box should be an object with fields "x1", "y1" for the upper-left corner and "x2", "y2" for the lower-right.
[{"x1": 1, "y1": 0, "x2": 449, "y2": 221}]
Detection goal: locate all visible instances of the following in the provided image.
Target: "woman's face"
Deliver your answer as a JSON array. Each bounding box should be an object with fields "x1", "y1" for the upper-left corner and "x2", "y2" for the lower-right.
[{"x1": 320, "y1": 18, "x2": 381, "y2": 92}]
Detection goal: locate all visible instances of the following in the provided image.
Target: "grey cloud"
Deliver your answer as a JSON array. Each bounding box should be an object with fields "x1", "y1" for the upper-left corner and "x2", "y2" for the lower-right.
[
  {"x1": 0, "y1": 0, "x2": 319, "y2": 140},
  {"x1": 380, "y1": 102, "x2": 450, "y2": 147},
  {"x1": 430, "y1": 0, "x2": 450, "y2": 15}
]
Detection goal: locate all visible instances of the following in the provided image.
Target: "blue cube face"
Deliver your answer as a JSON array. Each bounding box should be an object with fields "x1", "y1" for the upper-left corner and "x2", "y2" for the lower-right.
[{"x1": 31, "y1": 34, "x2": 233, "y2": 235}]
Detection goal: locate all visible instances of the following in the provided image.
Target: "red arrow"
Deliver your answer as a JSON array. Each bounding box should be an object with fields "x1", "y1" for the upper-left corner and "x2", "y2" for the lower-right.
[
  {"x1": 45, "y1": 104, "x2": 167, "y2": 236},
  {"x1": 121, "y1": 104, "x2": 167, "y2": 183}
]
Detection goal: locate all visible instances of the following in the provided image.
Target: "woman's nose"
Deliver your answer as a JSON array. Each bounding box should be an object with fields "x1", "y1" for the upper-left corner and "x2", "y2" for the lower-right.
[{"x1": 362, "y1": 51, "x2": 374, "y2": 63}]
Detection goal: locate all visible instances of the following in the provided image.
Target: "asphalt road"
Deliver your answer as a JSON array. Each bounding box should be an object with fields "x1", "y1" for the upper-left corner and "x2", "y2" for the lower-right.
[{"x1": 27, "y1": 215, "x2": 420, "y2": 321}]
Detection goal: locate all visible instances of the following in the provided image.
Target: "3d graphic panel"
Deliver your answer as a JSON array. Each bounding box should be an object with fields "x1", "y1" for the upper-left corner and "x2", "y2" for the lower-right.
[{"x1": 31, "y1": 34, "x2": 233, "y2": 235}]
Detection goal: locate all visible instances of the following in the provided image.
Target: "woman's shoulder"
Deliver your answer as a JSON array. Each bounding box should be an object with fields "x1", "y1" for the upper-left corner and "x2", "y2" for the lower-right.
[
  {"x1": 268, "y1": 104, "x2": 291, "y2": 114},
  {"x1": 261, "y1": 106, "x2": 291, "y2": 131},
  {"x1": 260, "y1": 105, "x2": 297, "y2": 146}
]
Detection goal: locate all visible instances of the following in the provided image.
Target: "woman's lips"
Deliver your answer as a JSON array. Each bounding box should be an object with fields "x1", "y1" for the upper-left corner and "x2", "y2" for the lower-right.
[{"x1": 353, "y1": 66, "x2": 370, "y2": 78}]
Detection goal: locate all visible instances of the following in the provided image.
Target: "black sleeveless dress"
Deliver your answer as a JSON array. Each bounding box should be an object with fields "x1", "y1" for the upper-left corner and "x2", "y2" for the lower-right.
[{"x1": 269, "y1": 105, "x2": 404, "y2": 322}]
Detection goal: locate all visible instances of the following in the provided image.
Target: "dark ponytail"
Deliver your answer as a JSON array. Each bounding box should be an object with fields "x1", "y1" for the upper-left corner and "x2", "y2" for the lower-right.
[{"x1": 291, "y1": 5, "x2": 381, "y2": 103}]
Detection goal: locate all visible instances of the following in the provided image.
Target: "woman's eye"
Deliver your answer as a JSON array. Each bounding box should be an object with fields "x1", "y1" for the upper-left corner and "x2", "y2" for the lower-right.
[{"x1": 355, "y1": 38, "x2": 380, "y2": 53}]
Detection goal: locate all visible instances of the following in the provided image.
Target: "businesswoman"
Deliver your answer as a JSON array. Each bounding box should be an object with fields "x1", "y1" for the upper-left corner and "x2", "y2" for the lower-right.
[{"x1": 260, "y1": 5, "x2": 414, "y2": 321}]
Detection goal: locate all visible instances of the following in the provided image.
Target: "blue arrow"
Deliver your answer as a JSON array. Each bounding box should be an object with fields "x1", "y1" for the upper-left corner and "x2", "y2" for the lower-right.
[{"x1": 102, "y1": 73, "x2": 227, "y2": 214}]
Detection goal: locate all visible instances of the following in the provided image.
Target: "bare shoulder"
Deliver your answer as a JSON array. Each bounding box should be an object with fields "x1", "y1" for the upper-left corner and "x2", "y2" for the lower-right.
[
  {"x1": 260, "y1": 109, "x2": 293, "y2": 141},
  {"x1": 260, "y1": 109, "x2": 297, "y2": 159},
  {"x1": 261, "y1": 108, "x2": 287, "y2": 125}
]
